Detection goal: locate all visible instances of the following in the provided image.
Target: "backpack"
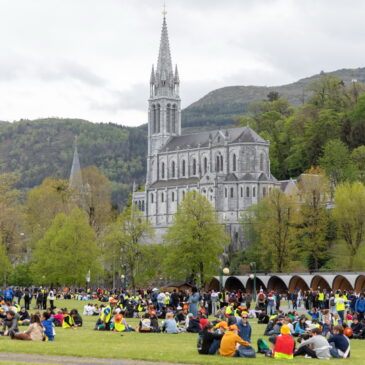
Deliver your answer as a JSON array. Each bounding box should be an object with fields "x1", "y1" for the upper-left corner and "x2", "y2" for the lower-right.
[
  {"x1": 238, "y1": 345, "x2": 256, "y2": 358},
  {"x1": 257, "y1": 338, "x2": 271, "y2": 354},
  {"x1": 258, "y1": 293, "x2": 265, "y2": 302},
  {"x1": 197, "y1": 334, "x2": 203, "y2": 354}
]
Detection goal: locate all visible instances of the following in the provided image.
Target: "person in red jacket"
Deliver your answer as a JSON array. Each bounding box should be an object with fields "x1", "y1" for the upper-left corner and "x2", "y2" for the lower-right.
[{"x1": 273, "y1": 325, "x2": 295, "y2": 359}]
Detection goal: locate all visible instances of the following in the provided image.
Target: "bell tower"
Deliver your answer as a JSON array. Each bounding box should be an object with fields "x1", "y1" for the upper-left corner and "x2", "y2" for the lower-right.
[{"x1": 147, "y1": 14, "x2": 181, "y2": 184}]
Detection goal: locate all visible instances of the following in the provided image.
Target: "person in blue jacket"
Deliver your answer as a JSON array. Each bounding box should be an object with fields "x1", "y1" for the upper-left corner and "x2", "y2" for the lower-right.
[
  {"x1": 328, "y1": 325, "x2": 350, "y2": 358},
  {"x1": 3, "y1": 287, "x2": 14, "y2": 302},
  {"x1": 355, "y1": 293, "x2": 365, "y2": 321}
]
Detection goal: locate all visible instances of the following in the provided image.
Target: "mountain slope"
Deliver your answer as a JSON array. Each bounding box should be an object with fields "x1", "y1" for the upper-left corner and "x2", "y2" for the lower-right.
[{"x1": 181, "y1": 67, "x2": 365, "y2": 132}]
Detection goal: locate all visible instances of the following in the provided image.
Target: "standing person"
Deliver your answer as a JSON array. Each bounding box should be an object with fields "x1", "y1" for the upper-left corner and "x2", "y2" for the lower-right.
[
  {"x1": 211, "y1": 290, "x2": 219, "y2": 316},
  {"x1": 12, "y1": 314, "x2": 44, "y2": 341},
  {"x1": 170, "y1": 289, "x2": 180, "y2": 309},
  {"x1": 49, "y1": 289, "x2": 55, "y2": 310},
  {"x1": 355, "y1": 293, "x2": 365, "y2": 320},
  {"x1": 23, "y1": 288, "x2": 31, "y2": 310},
  {"x1": 188, "y1": 287, "x2": 200, "y2": 318},
  {"x1": 245, "y1": 293, "x2": 252, "y2": 311},
  {"x1": 15, "y1": 287, "x2": 23, "y2": 305},
  {"x1": 267, "y1": 292, "x2": 275, "y2": 316},
  {"x1": 275, "y1": 292, "x2": 281, "y2": 311},
  {"x1": 42, "y1": 290, "x2": 48, "y2": 310},
  {"x1": 36, "y1": 290, "x2": 43, "y2": 309},
  {"x1": 335, "y1": 294, "x2": 346, "y2": 323},
  {"x1": 3, "y1": 287, "x2": 13, "y2": 303},
  {"x1": 257, "y1": 289, "x2": 266, "y2": 309}
]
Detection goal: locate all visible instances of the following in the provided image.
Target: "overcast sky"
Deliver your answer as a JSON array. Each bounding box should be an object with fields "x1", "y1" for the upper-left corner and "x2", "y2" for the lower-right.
[{"x1": 1, "y1": 0, "x2": 365, "y2": 126}]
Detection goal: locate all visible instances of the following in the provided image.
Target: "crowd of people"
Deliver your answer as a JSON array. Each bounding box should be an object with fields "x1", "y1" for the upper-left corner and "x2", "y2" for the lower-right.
[{"x1": 1, "y1": 285, "x2": 365, "y2": 359}]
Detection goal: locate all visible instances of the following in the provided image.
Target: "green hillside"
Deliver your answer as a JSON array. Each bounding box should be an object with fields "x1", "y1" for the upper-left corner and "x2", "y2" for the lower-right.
[
  {"x1": 182, "y1": 67, "x2": 365, "y2": 132},
  {"x1": 0, "y1": 118, "x2": 147, "y2": 205}
]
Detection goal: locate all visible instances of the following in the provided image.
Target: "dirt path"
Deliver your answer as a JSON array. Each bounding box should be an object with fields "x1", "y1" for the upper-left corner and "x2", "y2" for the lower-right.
[{"x1": 0, "y1": 353, "x2": 187, "y2": 365}]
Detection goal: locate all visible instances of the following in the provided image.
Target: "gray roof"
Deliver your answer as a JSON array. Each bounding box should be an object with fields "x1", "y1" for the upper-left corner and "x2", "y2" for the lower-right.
[
  {"x1": 150, "y1": 177, "x2": 199, "y2": 188},
  {"x1": 160, "y1": 126, "x2": 267, "y2": 152},
  {"x1": 224, "y1": 173, "x2": 238, "y2": 181}
]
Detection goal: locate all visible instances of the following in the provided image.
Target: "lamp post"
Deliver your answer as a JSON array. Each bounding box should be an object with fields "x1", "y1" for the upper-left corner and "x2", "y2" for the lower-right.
[
  {"x1": 250, "y1": 262, "x2": 257, "y2": 302},
  {"x1": 86, "y1": 269, "x2": 91, "y2": 290},
  {"x1": 219, "y1": 267, "x2": 230, "y2": 292},
  {"x1": 120, "y1": 274, "x2": 126, "y2": 291}
]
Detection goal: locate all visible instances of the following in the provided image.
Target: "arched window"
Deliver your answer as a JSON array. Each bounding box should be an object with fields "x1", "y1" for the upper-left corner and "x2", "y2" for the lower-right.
[
  {"x1": 151, "y1": 193, "x2": 154, "y2": 203},
  {"x1": 152, "y1": 104, "x2": 156, "y2": 133},
  {"x1": 232, "y1": 154, "x2": 237, "y2": 172},
  {"x1": 204, "y1": 157, "x2": 208, "y2": 174},
  {"x1": 142, "y1": 201, "x2": 145, "y2": 211},
  {"x1": 172, "y1": 104, "x2": 176, "y2": 133},
  {"x1": 240, "y1": 187, "x2": 243, "y2": 197},
  {"x1": 216, "y1": 155, "x2": 220, "y2": 172},
  {"x1": 171, "y1": 161, "x2": 175, "y2": 178},
  {"x1": 172, "y1": 191, "x2": 175, "y2": 202},
  {"x1": 220, "y1": 155, "x2": 223, "y2": 172},
  {"x1": 161, "y1": 162, "x2": 165, "y2": 179},
  {"x1": 260, "y1": 153, "x2": 264, "y2": 171},
  {"x1": 246, "y1": 186, "x2": 250, "y2": 197},
  {"x1": 161, "y1": 192, "x2": 164, "y2": 202},
  {"x1": 225, "y1": 188, "x2": 227, "y2": 198},
  {"x1": 166, "y1": 104, "x2": 171, "y2": 132},
  {"x1": 253, "y1": 187, "x2": 256, "y2": 197},
  {"x1": 192, "y1": 159, "x2": 197, "y2": 175},
  {"x1": 182, "y1": 160, "x2": 186, "y2": 177},
  {"x1": 230, "y1": 187, "x2": 234, "y2": 198},
  {"x1": 157, "y1": 104, "x2": 161, "y2": 133},
  {"x1": 263, "y1": 187, "x2": 267, "y2": 197}
]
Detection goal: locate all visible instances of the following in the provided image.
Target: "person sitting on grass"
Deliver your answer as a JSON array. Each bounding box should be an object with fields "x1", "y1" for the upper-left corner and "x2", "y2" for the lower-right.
[
  {"x1": 219, "y1": 324, "x2": 250, "y2": 357},
  {"x1": 351, "y1": 317, "x2": 364, "y2": 339},
  {"x1": 328, "y1": 325, "x2": 350, "y2": 358},
  {"x1": 112, "y1": 312, "x2": 135, "y2": 332},
  {"x1": 162, "y1": 312, "x2": 178, "y2": 334},
  {"x1": 294, "y1": 316, "x2": 307, "y2": 336},
  {"x1": 186, "y1": 313, "x2": 201, "y2": 333},
  {"x1": 294, "y1": 327, "x2": 331, "y2": 360},
  {"x1": 198, "y1": 322, "x2": 226, "y2": 355},
  {"x1": 1, "y1": 310, "x2": 19, "y2": 337},
  {"x1": 62, "y1": 309, "x2": 79, "y2": 329},
  {"x1": 18, "y1": 307, "x2": 31, "y2": 326},
  {"x1": 272, "y1": 324, "x2": 295, "y2": 359},
  {"x1": 41, "y1": 312, "x2": 54, "y2": 341},
  {"x1": 139, "y1": 313, "x2": 152, "y2": 333},
  {"x1": 12, "y1": 314, "x2": 44, "y2": 341},
  {"x1": 237, "y1": 312, "x2": 251, "y2": 342}
]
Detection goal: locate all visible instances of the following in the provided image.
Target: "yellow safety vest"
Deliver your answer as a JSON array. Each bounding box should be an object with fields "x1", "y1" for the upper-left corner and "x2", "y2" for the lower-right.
[
  {"x1": 100, "y1": 305, "x2": 112, "y2": 323},
  {"x1": 336, "y1": 299, "x2": 345, "y2": 312},
  {"x1": 62, "y1": 314, "x2": 74, "y2": 328},
  {"x1": 274, "y1": 353, "x2": 293, "y2": 360},
  {"x1": 226, "y1": 305, "x2": 233, "y2": 315},
  {"x1": 318, "y1": 293, "x2": 324, "y2": 301},
  {"x1": 114, "y1": 321, "x2": 126, "y2": 332}
]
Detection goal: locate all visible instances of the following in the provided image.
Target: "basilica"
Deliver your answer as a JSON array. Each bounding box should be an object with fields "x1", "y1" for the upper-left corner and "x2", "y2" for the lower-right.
[{"x1": 133, "y1": 15, "x2": 280, "y2": 247}]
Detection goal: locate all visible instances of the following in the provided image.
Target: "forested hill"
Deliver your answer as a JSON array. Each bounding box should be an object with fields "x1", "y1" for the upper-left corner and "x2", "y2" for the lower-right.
[
  {"x1": 182, "y1": 67, "x2": 365, "y2": 132},
  {"x1": 0, "y1": 118, "x2": 147, "y2": 205}
]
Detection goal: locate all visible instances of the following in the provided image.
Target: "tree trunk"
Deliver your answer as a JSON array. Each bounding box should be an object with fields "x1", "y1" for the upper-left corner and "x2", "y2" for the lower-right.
[{"x1": 199, "y1": 261, "x2": 204, "y2": 289}]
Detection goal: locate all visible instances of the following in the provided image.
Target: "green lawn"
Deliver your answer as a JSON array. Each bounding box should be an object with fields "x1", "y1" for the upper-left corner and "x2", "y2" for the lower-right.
[{"x1": 0, "y1": 299, "x2": 363, "y2": 364}]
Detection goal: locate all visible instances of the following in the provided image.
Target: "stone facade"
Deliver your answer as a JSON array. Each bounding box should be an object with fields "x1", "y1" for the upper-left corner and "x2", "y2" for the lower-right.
[{"x1": 133, "y1": 16, "x2": 279, "y2": 248}]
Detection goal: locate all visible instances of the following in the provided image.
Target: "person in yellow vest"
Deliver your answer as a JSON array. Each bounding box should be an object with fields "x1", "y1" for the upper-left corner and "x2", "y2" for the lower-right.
[
  {"x1": 62, "y1": 309, "x2": 78, "y2": 329},
  {"x1": 273, "y1": 325, "x2": 295, "y2": 359},
  {"x1": 335, "y1": 294, "x2": 346, "y2": 323},
  {"x1": 318, "y1": 291, "x2": 325, "y2": 310},
  {"x1": 95, "y1": 298, "x2": 117, "y2": 331},
  {"x1": 113, "y1": 312, "x2": 135, "y2": 333}
]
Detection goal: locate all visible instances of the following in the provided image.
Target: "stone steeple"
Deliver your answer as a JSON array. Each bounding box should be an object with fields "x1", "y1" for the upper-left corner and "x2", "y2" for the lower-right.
[{"x1": 69, "y1": 137, "x2": 83, "y2": 190}]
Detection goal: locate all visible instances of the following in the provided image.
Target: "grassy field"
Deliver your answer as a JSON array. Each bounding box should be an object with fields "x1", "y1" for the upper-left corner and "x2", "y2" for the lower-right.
[{"x1": 0, "y1": 299, "x2": 363, "y2": 364}]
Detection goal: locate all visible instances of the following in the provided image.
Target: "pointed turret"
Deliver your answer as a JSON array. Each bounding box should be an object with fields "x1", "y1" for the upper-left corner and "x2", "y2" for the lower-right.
[
  {"x1": 174, "y1": 64, "x2": 179, "y2": 84},
  {"x1": 156, "y1": 16, "x2": 173, "y2": 82},
  {"x1": 69, "y1": 138, "x2": 83, "y2": 189},
  {"x1": 150, "y1": 65, "x2": 155, "y2": 84}
]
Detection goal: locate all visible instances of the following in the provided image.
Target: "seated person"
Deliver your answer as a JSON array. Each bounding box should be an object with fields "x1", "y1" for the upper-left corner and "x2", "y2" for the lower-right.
[
  {"x1": 294, "y1": 316, "x2": 307, "y2": 336},
  {"x1": 113, "y1": 313, "x2": 134, "y2": 332},
  {"x1": 175, "y1": 306, "x2": 186, "y2": 324},
  {"x1": 62, "y1": 309, "x2": 79, "y2": 329},
  {"x1": 219, "y1": 324, "x2": 249, "y2": 357},
  {"x1": 351, "y1": 317, "x2": 364, "y2": 339},
  {"x1": 186, "y1": 313, "x2": 201, "y2": 333},
  {"x1": 294, "y1": 327, "x2": 331, "y2": 360},
  {"x1": 41, "y1": 312, "x2": 54, "y2": 341},
  {"x1": 258, "y1": 309, "x2": 269, "y2": 324},
  {"x1": 18, "y1": 307, "x2": 31, "y2": 326},
  {"x1": 237, "y1": 312, "x2": 251, "y2": 342},
  {"x1": 198, "y1": 322, "x2": 225, "y2": 355},
  {"x1": 1, "y1": 310, "x2": 19, "y2": 337},
  {"x1": 328, "y1": 325, "x2": 350, "y2": 358},
  {"x1": 139, "y1": 313, "x2": 152, "y2": 333},
  {"x1": 162, "y1": 312, "x2": 178, "y2": 334},
  {"x1": 12, "y1": 314, "x2": 44, "y2": 341},
  {"x1": 307, "y1": 307, "x2": 319, "y2": 321},
  {"x1": 273, "y1": 325, "x2": 295, "y2": 359}
]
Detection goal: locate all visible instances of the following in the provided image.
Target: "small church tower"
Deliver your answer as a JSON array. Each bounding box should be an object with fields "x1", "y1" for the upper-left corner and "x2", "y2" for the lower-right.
[{"x1": 147, "y1": 14, "x2": 181, "y2": 184}]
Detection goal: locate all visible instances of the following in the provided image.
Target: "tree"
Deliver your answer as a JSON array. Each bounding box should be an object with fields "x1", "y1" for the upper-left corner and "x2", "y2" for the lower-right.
[
  {"x1": 345, "y1": 93, "x2": 365, "y2": 148},
  {"x1": 164, "y1": 192, "x2": 229, "y2": 286},
  {"x1": 104, "y1": 204, "x2": 154, "y2": 289},
  {"x1": 0, "y1": 240, "x2": 11, "y2": 286},
  {"x1": 25, "y1": 177, "x2": 73, "y2": 245},
  {"x1": 248, "y1": 189, "x2": 298, "y2": 272},
  {"x1": 351, "y1": 145, "x2": 365, "y2": 183},
  {"x1": 31, "y1": 208, "x2": 101, "y2": 286},
  {"x1": 333, "y1": 182, "x2": 365, "y2": 269},
  {"x1": 319, "y1": 139, "x2": 356, "y2": 190},
  {"x1": 297, "y1": 168, "x2": 331, "y2": 270},
  {"x1": 0, "y1": 173, "x2": 24, "y2": 261}
]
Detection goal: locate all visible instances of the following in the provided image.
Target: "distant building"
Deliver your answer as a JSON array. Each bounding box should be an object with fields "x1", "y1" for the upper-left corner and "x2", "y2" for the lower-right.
[{"x1": 133, "y1": 15, "x2": 280, "y2": 247}]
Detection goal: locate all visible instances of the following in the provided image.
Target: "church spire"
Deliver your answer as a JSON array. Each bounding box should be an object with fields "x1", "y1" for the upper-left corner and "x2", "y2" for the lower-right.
[
  {"x1": 69, "y1": 137, "x2": 83, "y2": 189},
  {"x1": 156, "y1": 15, "x2": 173, "y2": 84}
]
